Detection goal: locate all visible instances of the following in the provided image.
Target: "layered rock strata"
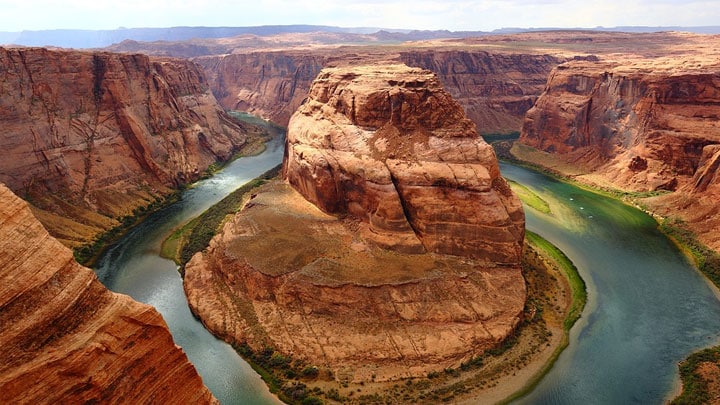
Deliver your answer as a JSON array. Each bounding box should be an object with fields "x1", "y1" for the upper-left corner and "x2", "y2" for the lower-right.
[
  {"x1": 518, "y1": 59, "x2": 720, "y2": 250},
  {"x1": 185, "y1": 64, "x2": 526, "y2": 381},
  {"x1": 196, "y1": 49, "x2": 565, "y2": 134},
  {"x1": 0, "y1": 47, "x2": 258, "y2": 246},
  {"x1": 284, "y1": 64, "x2": 525, "y2": 262},
  {"x1": 0, "y1": 183, "x2": 216, "y2": 404}
]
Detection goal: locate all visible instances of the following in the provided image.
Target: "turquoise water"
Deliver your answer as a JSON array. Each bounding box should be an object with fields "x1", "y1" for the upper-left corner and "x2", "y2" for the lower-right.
[
  {"x1": 502, "y1": 162, "x2": 720, "y2": 404},
  {"x1": 94, "y1": 125, "x2": 285, "y2": 405}
]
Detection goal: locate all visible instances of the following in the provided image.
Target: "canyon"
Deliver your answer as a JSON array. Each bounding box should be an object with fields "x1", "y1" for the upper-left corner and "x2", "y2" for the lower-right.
[
  {"x1": 184, "y1": 64, "x2": 526, "y2": 383},
  {"x1": 516, "y1": 35, "x2": 720, "y2": 251},
  {"x1": 2, "y1": 28, "x2": 720, "y2": 403},
  {"x1": 0, "y1": 183, "x2": 216, "y2": 404},
  {"x1": 189, "y1": 31, "x2": 720, "y2": 252},
  {"x1": 0, "y1": 46, "x2": 262, "y2": 248}
]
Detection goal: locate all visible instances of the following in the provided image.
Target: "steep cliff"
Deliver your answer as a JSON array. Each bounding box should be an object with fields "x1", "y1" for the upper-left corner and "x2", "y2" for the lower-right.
[
  {"x1": 196, "y1": 51, "x2": 326, "y2": 126},
  {"x1": 517, "y1": 59, "x2": 720, "y2": 250},
  {"x1": 0, "y1": 47, "x2": 259, "y2": 247},
  {"x1": 0, "y1": 183, "x2": 216, "y2": 404},
  {"x1": 399, "y1": 50, "x2": 565, "y2": 134},
  {"x1": 184, "y1": 64, "x2": 526, "y2": 382},
  {"x1": 197, "y1": 48, "x2": 565, "y2": 135}
]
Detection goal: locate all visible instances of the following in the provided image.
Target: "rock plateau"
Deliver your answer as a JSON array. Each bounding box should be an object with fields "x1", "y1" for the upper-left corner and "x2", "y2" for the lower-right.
[
  {"x1": 0, "y1": 183, "x2": 216, "y2": 404},
  {"x1": 0, "y1": 46, "x2": 260, "y2": 247},
  {"x1": 184, "y1": 64, "x2": 526, "y2": 382}
]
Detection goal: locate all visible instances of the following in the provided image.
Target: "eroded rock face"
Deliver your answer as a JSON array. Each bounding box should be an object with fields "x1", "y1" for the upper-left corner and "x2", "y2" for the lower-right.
[
  {"x1": 0, "y1": 183, "x2": 216, "y2": 404},
  {"x1": 518, "y1": 59, "x2": 720, "y2": 250},
  {"x1": 184, "y1": 64, "x2": 526, "y2": 381},
  {"x1": 197, "y1": 49, "x2": 564, "y2": 135},
  {"x1": 0, "y1": 47, "x2": 258, "y2": 246},
  {"x1": 284, "y1": 64, "x2": 524, "y2": 263}
]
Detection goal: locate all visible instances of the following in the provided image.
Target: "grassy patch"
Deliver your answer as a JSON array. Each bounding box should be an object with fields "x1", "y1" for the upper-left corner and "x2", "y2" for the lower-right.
[
  {"x1": 499, "y1": 231, "x2": 586, "y2": 404},
  {"x1": 162, "y1": 165, "x2": 282, "y2": 271},
  {"x1": 507, "y1": 180, "x2": 551, "y2": 215},
  {"x1": 73, "y1": 191, "x2": 181, "y2": 266}
]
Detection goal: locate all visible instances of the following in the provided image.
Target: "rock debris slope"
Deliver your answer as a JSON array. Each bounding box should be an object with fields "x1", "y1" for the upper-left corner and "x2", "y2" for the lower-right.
[
  {"x1": 0, "y1": 184, "x2": 216, "y2": 404},
  {"x1": 185, "y1": 64, "x2": 526, "y2": 381}
]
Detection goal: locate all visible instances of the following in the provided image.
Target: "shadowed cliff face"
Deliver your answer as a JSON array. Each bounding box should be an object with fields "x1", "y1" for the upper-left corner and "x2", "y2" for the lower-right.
[
  {"x1": 197, "y1": 49, "x2": 565, "y2": 135},
  {"x1": 184, "y1": 64, "x2": 526, "y2": 382},
  {"x1": 518, "y1": 60, "x2": 720, "y2": 250},
  {"x1": 0, "y1": 47, "x2": 258, "y2": 247},
  {"x1": 0, "y1": 183, "x2": 217, "y2": 404}
]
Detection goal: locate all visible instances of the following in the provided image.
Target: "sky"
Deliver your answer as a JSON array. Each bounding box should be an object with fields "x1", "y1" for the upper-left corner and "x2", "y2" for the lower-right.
[{"x1": 1, "y1": 0, "x2": 719, "y2": 32}]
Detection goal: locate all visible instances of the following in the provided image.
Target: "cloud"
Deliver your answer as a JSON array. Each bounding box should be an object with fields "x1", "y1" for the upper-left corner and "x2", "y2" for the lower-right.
[{"x1": 0, "y1": 0, "x2": 718, "y2": 32}]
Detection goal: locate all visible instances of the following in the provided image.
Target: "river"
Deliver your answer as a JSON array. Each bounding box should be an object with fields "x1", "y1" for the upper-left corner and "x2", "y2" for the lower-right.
[
  {"x1": 92, "y1": 122, "x2": 720, "y2": 404},
  {"x1": 501, "y1": 162, "x2": 720, "y2": 404},
  {"x1": 94, "y1": 116, "x2": 285, "y2": 405}
]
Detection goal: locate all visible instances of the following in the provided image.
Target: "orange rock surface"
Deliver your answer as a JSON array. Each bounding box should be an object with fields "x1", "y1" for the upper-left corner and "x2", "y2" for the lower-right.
[
  {"x1": 0, "y1": 183, "x2": 216, "y2": 404},
  {"x1": 0, "y1": 47, "x2": 259, "y2": 247},
  {"x1": 284, "y1": 64, "x2": 524, "y2": 262},
  {"x1": 184, "y1": 64, "x2": 526, "y2": 382}
]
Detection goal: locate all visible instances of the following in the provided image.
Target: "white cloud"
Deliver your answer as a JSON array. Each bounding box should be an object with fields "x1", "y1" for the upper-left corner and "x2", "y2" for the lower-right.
[{"x1": 0, "y1": 0, "x2": 718, "y2": 32}]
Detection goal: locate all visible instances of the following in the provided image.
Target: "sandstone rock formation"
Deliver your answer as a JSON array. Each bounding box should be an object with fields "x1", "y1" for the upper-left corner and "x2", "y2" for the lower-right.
[
  {"x1": 517, "y1": 57, "x2": 720, "y2": 250},
  {"x1": 284, "y1": 64, "x2": 525, "y2": 263},
  {"x1": 196, "y1": 48, "x2": 565, "y2": 135},
  {"x1": 0, "y1": 183, "x2": 216, "y2": 404},
  {"x1": 184, "y1": 64, "x2": 526, "y2": 382},
  {"x1": 0, "y1": 47, "x2": 260, "y2": 247}
]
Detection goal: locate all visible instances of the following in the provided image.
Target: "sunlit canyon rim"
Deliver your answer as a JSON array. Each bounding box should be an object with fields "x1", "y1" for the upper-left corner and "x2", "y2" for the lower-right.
[{"x1": 2, "y1": 28, "x2": 720, "y2": 403}]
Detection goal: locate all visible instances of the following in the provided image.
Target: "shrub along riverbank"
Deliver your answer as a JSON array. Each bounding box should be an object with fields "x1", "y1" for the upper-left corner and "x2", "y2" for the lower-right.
[{"x1": 160, "y1": 165, "x2": 281, "y2": 272}]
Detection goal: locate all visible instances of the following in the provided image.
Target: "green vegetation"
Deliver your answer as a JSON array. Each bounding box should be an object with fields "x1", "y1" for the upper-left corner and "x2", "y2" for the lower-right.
[
  {"x1": 660, "y1": 217, "x2": 720, "y2": 403},
  {"x1": 526, "y1": 231, "x2": 586, "y2": 331},
  {"x1": 507, "y1": 180, "x2": 552, "y2": 214},
  {"x1": 73, "y1": 192, "x2": 181, "y2": 266},
  {"x1": 162, "y1": 165, "x2": 281, "y2": 271},
  {"x1": 234, "y1": 344, "x2": 328, "y2": 405},
  {"x1": 672, "y1": 346, "x2": 720, "y2": 405},
  {"x1": 660, "y1": 217, "x2": 720, "y2": 287},
  {"x1": 500, "y1": 231, "x2": 587, "y2": 404},
  {"x1": 481, "y1": 131, "x2": 521, "y2": 144}
]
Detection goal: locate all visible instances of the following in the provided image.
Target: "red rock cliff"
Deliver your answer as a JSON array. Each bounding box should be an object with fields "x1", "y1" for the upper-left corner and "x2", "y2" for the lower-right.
[
  {"x1": 518, "y1": 59, "x2": 720, "y2": 250},
  {"x1": 0, "y1": 183, "x2": 216, "y2": 404},
  {"x1": 284, "y1": 64, "x2": 525, "y2": 263},
  {"x1": 0, "y1": 47, "x2": 258, "y2": 246},
  {"x1": 197, "y1": 49, "x2": 564, "y2": 135}
]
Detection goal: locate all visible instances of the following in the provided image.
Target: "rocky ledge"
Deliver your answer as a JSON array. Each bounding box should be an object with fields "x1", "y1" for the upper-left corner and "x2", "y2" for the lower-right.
[
  {"x1": 185, "y1": 64, "x2": 526, "y2": 381},
  {"x1": 0, "y1": 183, "x2": 216, "y2": 404}
]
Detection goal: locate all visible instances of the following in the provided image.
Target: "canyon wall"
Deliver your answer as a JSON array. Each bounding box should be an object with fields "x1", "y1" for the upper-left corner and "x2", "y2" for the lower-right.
[
  {"x1": 196, "y1": 52, "x2": 326, "y2": 126},
  {"x1": 197, "y1": 49, "x2": 565, "y2": 134},
  {"x1": 0, "y1": 183, "x2": 216, "y2": 404},
  {"x1": 518, "y1": 60, "x2": 720, "y2": 250},
  {"x1": 0, "y1": 47, "x2": 259, "y2": 247},
  {"x1": 399, "y1": 50, "x2": 565, "y2": 134},
  {"x1": 185, "y1": 64, "x2": 526, "y2": 382}
]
